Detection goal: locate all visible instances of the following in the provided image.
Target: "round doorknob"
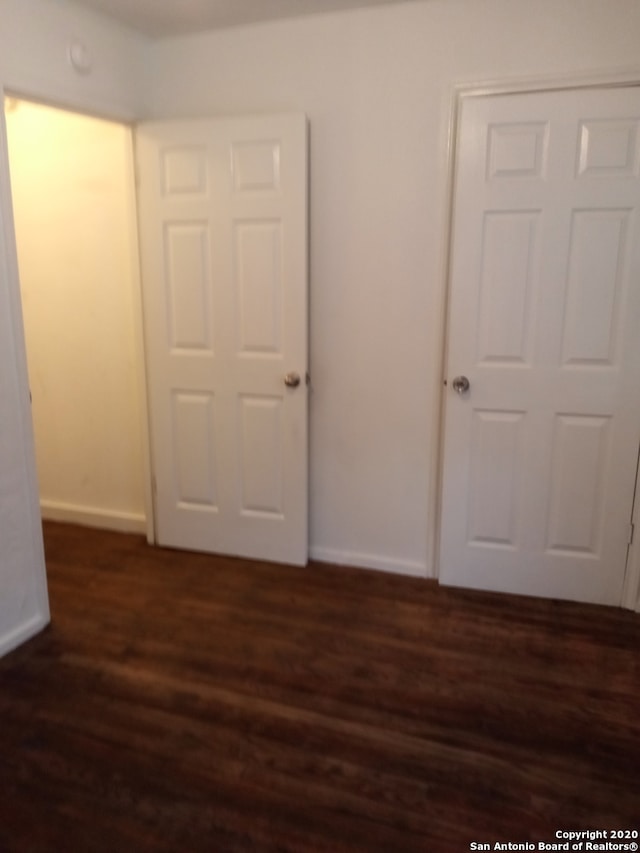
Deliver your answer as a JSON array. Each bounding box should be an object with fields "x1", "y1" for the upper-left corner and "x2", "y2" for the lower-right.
[
  {"x1": 452, "y1": 375, "x2": 470, "y2": 395},
  {"x1": 284, "y1": 372, "x2": 301, "y2": 388}
]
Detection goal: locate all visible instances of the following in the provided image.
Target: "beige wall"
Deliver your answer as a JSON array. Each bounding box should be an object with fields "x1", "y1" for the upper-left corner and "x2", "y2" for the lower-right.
[
  {"x1": 6, "y1": 100, "x2": 146, "y2": 532},
  {"x1": 141, "y1": 0, "x2": 640, "y2": 577},
  {"x1": 0, "y1": 0, "x2": 147, "y2": 656}
]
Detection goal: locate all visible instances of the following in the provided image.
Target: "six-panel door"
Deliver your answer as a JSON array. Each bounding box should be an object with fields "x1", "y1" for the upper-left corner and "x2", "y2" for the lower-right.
[
  {"x1": 440, "y1": 87, "x2": 640, "y2": 605},
  {"x1": 136, "y1": 115, "x2": 308, "y2": 565}
]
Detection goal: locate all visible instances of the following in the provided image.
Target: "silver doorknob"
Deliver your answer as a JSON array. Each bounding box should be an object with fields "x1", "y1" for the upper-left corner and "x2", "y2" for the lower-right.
[
  {"x1": 452, "y1": 375, "x2": 470, "y2": 395},
  {"x1": 284, "y1": 372, "x2": 301, "y2": 388}
]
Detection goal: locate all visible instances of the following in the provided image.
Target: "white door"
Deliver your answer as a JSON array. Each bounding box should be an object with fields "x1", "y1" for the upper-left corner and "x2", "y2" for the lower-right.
[
  {"x1": 136, "y1": 114, "x2": 308, "y2": 565},
  {"x1": 440, "y1": 86, "x2": 640, "y2": 605}
]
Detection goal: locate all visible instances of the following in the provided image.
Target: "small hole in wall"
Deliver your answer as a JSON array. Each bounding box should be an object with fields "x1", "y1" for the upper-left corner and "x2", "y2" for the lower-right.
[{"x1": 68, "y1": 39, "x2": 93, "y2": 75}]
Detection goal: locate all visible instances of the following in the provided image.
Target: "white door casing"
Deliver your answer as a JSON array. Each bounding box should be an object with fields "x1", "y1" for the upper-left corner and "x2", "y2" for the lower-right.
[
  {"x1": 440, "y1": 86, "x2": 640, "y2": 605},
  {"x1": 136, "y1": 114, "x2": 308, "y2": 566}
]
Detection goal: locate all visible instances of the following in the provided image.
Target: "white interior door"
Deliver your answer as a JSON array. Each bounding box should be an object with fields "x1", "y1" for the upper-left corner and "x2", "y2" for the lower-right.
[
  {"x1": 440, "y1": 86, "x2": 640, "y2": 605},
  {"x1": 136, "y1": 114, "x2": 308, "y2": 565}
]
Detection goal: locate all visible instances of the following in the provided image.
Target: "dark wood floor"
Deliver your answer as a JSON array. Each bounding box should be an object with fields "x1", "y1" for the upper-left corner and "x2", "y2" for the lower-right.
[{"x1": 0, "y1": 522, "x2": 638, "y2": 852}]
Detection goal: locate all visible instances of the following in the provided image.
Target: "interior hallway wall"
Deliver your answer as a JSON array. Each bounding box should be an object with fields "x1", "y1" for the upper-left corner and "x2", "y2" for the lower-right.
[
  {"x1": 140, "y1": 0, "x2": 640, "y2": 577},
  {"x1": 5, "y1": 100, "x2": 146, "y2": 532},
  {"x1": 0, "y1": 0, "x2": 147, "y2": 656}
]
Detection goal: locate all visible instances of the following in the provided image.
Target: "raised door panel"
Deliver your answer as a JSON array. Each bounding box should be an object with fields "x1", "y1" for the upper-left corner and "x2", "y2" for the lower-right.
[
  {"x1": 238, "y1": 396, "x2": 284, "y2": 517},
  {"x1": 545, "y1": 415, "x2": 610, "y2": 556},
  {"x1": 234, "y1": 221, "x2": 283, "y2": 356},
  {"x1": 164, "y1": 223, "x2": 214, "y2": 353},
  {"x1": 577, "y1": 120, "x2": 640, "y2": 177},
  {"x1": 467, "y1": 410, "x2": 525, "y2": 549},
  {"x1": 560, "y1": 210, "x2": 629, "y2": 366},
  {"x1": 161, "y1": 146, "x2": 209, "y2": 196},
  {"x1": 487, "y1": 122, "x2": 549, "y2": 180},
  {"x1": 476, "y1": 212, "x2": 539, "y2": 366},
  {"x1": 171, "y1": 392, "x2": 218, "y2": 511},
  {"x1": 232, "y1": 140, "x2": 281, "y2": 192}
]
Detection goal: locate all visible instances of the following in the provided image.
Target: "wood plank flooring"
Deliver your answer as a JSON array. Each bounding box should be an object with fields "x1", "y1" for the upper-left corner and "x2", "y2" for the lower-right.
[{"x1": 0, "y1": 522, "x2": 638, "y2": 851}]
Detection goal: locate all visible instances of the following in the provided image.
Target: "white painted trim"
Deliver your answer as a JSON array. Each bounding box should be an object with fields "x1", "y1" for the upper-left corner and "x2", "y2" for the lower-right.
[
  {"x1": 621, "y1": 446, "x2": 640, "y2": 612},
  {"x1": 40, "y1": 500, "x2": 147, "y2": 535},
  {"x1": 451, "y1": 65, "x2": 640, "y2": 101},
  {"x1": 310, "y1": 546, "x2": 426, "y2": 578},
  {"x1": 124, "y1": 129, "x2": 155, "y2": 546},
  {"x1": 431, "y1": 77, "x2": 464, "y2": 583},
  {"x1": 0, "y1": 613, "x2": 50, "y2": 659}
]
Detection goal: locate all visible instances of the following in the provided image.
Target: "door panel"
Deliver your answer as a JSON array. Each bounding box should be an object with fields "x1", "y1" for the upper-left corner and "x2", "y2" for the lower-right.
[
  {"x1": 467, "y1": 409, "x2": 525, "y2": 548},
  {"x1": 561, "y1": 209, "x2": 628, "y2": 365},
  {"x1": 440, "y1": 87, "x2": 640, "y2": 605},
  {"x1": 238, "y1": 395, "x2": 284, "y2": 516},
  {"x1": 172, "y1": 392, "x2": 218, "y2": 509},
  {"x1": 165, "y1": 223, "x2": 213, "y2": 350},
  {"x1": 476, "y1": 211, "x2": 539, "y2": 365},
  {"x1": 235, "y1": 221, "x2": 283, "y2": 354},
  {"x1": 545, "y1": 414, "x2": 610, "y2": 555},
  {"x1": 137, "y1": 114, "x2": 308, "y2": 565}
]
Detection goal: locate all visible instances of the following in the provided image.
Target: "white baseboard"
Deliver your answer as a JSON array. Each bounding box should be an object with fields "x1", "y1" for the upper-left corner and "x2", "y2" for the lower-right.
[
  {"x1": 309, "y1": 546, "x2": 428, "y2": 578},
  {"x1": 40, "y1": 500, "x2": 147, "y2": 535},
  {"x1": 0, "y1": 610, "x2": 49, "y2": 659}
]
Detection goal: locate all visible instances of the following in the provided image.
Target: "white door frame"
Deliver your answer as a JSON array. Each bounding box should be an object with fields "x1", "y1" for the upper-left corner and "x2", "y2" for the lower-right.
[
  {"x1": 0, "y1": 83, "x2": 155, "y2": 545},
  {"x1": 437, "y1": 68, "x2": 640, "y2": 612}
]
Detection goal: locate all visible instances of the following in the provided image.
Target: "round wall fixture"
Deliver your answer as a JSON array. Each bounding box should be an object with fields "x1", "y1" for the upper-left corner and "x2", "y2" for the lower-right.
[{"x1": 68, "y1": 39, "x2": 92, "y2": 74}]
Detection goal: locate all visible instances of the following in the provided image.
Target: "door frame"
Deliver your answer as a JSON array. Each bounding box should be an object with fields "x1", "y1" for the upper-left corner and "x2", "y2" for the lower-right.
[
  {"x1": 0, "y1": 83, "x2": 155, "y2": 545},
  {"x1": 436, "y1": 68, "x2": 640, "y2": 612}
]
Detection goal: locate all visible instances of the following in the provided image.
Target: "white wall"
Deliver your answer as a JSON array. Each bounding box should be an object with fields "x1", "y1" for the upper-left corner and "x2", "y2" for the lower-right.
[
  {"x1": 0, "y1": 0, "x2": 147, "y2": 656},
  {"x1": 0, "y1": 0, "x2": 145, "y2": 120},
  {"x1": 141, "y1": 0, "x2": 640, "y2": 577},
  {"x1": 5, "y1": 100, "x2": 146, "y2": 533}
]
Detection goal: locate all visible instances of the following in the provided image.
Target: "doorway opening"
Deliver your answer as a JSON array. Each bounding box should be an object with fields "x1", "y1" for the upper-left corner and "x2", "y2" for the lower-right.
[{"x1": 3, "y1": 97, "x2": 151, "y2": 538}]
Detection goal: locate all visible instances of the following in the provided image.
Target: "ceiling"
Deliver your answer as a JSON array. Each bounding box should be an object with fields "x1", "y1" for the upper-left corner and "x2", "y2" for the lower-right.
[{"x1": 70, "y1": 0, "x2": 415, "y2": 38}]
